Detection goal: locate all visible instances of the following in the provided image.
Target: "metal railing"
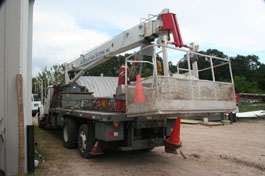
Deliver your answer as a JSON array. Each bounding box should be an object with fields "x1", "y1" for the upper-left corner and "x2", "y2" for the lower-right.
[
  {"x1": 124, "y1": 44, "x2": 236, "y2": 116},
  {"x1": 124, "y1": 44, "x2": 234, "y2": 85}
]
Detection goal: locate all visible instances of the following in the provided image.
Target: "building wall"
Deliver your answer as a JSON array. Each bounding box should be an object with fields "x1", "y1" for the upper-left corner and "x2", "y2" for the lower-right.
[
  {"x1": 0, "y1": 0, "x2": 33, "y2": 175},
  {"x1": 0, "y1": 2, "x2": 5, "y2": 172}
]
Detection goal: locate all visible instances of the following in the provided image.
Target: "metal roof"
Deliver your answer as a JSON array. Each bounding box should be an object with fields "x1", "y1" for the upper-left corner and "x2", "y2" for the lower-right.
[{"x1": 76, "y1": 76, "x2": 118, "y2": 98}]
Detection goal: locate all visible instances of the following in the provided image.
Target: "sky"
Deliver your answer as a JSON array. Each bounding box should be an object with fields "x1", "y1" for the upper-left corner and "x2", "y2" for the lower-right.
[{"x1": 32, "y1": 0, "x2": 265, "y2": 75}]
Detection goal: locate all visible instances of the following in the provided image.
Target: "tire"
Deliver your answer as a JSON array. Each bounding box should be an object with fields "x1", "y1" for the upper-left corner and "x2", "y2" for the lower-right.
[
  {"x1": 38, "y1": 117, "x2": 45, "y2": 128},
  {"x1": 63, "y1": 118, "x2": 77, "y2": 149},
  {"x1": 78, "y1": 122, "x2": 95, "y2": 159},
  {"x1": 38, "y1": 115, "x2": 46, "y2": 129}
]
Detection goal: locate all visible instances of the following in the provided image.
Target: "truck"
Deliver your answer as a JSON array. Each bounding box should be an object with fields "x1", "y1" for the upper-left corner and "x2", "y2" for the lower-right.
[
  {"x1": 32, "y1": 94, "x2": 41, "y2": 116},
  {"x1": 38, "y1": 9, "x2": 236, "y2": 158}
]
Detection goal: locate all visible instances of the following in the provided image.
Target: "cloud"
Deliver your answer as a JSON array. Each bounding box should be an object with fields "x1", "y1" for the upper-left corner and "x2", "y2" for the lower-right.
[
  {"x1": 32, "y1": 11, "x2": 110, "y2": 75},
  {"x1": 53, "y1": 0, "x2": 265, "y2": 53},
  {"x1": 33, "y1": 0, "x2": 265, "y2": 75},
  {"x1": 178, "y1": 0, "x2": 265, "y2": 53}
]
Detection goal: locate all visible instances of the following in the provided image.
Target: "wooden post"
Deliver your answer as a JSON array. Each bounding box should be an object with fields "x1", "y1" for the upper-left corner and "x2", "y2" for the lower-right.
[{"x1": 16, "y1": 74, "x2": 25, "y2": 175}]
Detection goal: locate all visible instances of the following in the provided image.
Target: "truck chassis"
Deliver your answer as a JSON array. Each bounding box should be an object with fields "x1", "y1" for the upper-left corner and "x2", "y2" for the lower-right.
[{"x1": 39, "y1": 107, "x2": 176, "y2": 158}]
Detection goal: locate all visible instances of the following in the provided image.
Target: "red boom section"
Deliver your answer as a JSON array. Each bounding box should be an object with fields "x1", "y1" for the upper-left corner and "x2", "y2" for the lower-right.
[{"x1": 162, "y1": 13, "x2": 184, "y2": 48}]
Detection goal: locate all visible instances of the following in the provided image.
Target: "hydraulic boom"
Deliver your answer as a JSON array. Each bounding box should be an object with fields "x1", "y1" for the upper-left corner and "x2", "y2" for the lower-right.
[{"x1": 64, "y1": 8, "x2": 184, "y2": 83}]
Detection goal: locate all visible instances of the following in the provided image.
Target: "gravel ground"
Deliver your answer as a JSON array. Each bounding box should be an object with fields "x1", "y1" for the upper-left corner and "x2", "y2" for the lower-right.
[{"x1": 33, "y1": 118, "x2": 265, "y2": 176}]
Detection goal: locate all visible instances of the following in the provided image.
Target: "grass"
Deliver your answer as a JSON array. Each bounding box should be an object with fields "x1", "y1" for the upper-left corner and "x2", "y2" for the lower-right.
[
  {"x1": 31, "y1": 123, "x2": 73, "y2": 175},
  {"x1": 237, "y1": 103, "x2": 265, "y2": 123},
  {"x1": 237, "y1": 119, "x2": 259, "y2": 123},
  {"x1": 35, "y1": 144, "x2": 47, "y2": 164},
  {"x1": 239, "y1": 103, "x2": 265, "y2": 112},
  {"x1": 25, "y1": 172, "x2": 41, "y2": 176}
]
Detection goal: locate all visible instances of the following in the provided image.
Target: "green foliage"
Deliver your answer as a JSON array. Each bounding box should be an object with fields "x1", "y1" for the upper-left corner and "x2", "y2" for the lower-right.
[
  {"x1": 198, "y1": 49, "x2": 265, "y2": 93},
  {"x1": 141, "y1": 62, "x2": 153, "y2": 78},
  {"x1": 234, "y1": 76, "x2": 264, "y2": 93},
  {"x1": 32, "y1": 64, "x2": 65, "y2": 94},
  {"x1": 198, "y1": 49, "x2": 230, "y2": 81},
  {"x1": 255, "y1": 64, "x2": 265, "y2": 90},
  {"x1": 169, "y1": 61, "x2": 178, "y2": 74},
  {"x1": 84, "y1": 55, "x2": 129, "y2": 76},
  {"x1": 35, "y1": 144, "x2": 47, "y2": 164},
  {"x1": 231, "y1": 54, "x2": 265, "y2": 93},
  {"x1": 239, "y1": 103, "x2": 265, "y2": 112},
  {"x1": 84, "y1": 54, "x2": 155, "y2": 79}
]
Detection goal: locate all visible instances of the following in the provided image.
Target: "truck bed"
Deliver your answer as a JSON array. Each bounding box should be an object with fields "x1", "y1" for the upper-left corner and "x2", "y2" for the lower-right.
[{"x1": 50, "y1": 107, "x2": 131, "y2": 122}]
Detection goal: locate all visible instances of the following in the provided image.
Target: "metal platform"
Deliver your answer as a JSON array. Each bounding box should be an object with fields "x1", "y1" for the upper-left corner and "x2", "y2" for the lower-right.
[
  {"x1": 126, "y1": 76, "x2": 235, "y2": 117},
  {"x1": 125, "y1": 45, "x2": 236, "y2": 117}
]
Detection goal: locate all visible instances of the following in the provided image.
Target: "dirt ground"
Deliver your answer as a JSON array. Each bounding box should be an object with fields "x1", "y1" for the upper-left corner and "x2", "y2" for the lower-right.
[{"x1": 32, "y1": 117, "x2": 265, "y2": 176}]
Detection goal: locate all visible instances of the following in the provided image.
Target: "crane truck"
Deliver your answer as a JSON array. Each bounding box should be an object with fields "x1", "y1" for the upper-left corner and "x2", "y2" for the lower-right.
[{"x1": 38, "y1": 9, "x2": 236, "y2": 159}]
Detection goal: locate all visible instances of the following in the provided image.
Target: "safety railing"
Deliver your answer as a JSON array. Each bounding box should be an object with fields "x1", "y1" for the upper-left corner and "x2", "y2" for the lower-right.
[
  {"x1": 124, "y1": 44, "x2": 236, "y2": 117},
  {"x1": 125, "y1": 44, "x2": 233, "y2": 85}
]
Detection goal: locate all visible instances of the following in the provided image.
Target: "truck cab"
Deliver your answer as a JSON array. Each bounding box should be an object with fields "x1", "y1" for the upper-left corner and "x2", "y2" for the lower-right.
[{"x1": 31, "y1": 94, "x2": 41, "y2": 116}]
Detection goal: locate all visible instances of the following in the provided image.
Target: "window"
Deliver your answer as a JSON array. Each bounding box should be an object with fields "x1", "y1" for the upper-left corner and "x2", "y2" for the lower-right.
[{"x1": 33, "y1": 94, "x2": 40, "y2": 101}]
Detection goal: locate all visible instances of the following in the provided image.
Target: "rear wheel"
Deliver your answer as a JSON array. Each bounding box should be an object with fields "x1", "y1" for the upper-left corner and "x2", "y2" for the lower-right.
[
  {"x1": 32, "y1": 112, "x2": 36, "y2": 117},
  {"x1": 63, "y1": 118, "x2": 77, "y2": 148},
  {"x1": 38, "y1": 118, "x2": 45, "y2": 128},
  {"x1": 38, "y1": 115, "x2": 46, "y2": 129},
  {"x1": 78, "y1": 122, "x2": 95, "y2": 159}
]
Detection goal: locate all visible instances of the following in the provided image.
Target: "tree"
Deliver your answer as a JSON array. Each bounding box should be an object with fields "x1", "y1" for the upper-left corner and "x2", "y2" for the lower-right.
[
  {"x1": 230, "y1": 54, "x2": 265, "y2": 92},
  {"x1": 169, "y1": 61, "x2": 177, "y2": 74},
  {"x1": 84, "y1": 55, "x2": 129, "y2": 77},
  {"x1": 255, "y1": 64, "x2": 265, "y2": 90},
  {"x1": 234, "y1": 76, "x2": 264, "y2": 94},
  {"x1": 32, "y1": 64, "x2": 65, "y2": 95},
  {"x1": 198, "y1": 49, "x2": 230, "y2": 81}
]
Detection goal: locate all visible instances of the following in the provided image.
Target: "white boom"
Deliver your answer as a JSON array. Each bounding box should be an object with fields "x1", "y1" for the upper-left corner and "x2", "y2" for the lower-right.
[{"x1": 64, "y1": 8, "x2": 184, "y2": 83}]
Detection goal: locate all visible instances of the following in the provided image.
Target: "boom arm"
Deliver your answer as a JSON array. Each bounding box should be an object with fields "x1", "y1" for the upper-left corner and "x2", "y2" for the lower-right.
[{"x1": 64, "y1": 8, "x2": 184, "y2": 83}]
